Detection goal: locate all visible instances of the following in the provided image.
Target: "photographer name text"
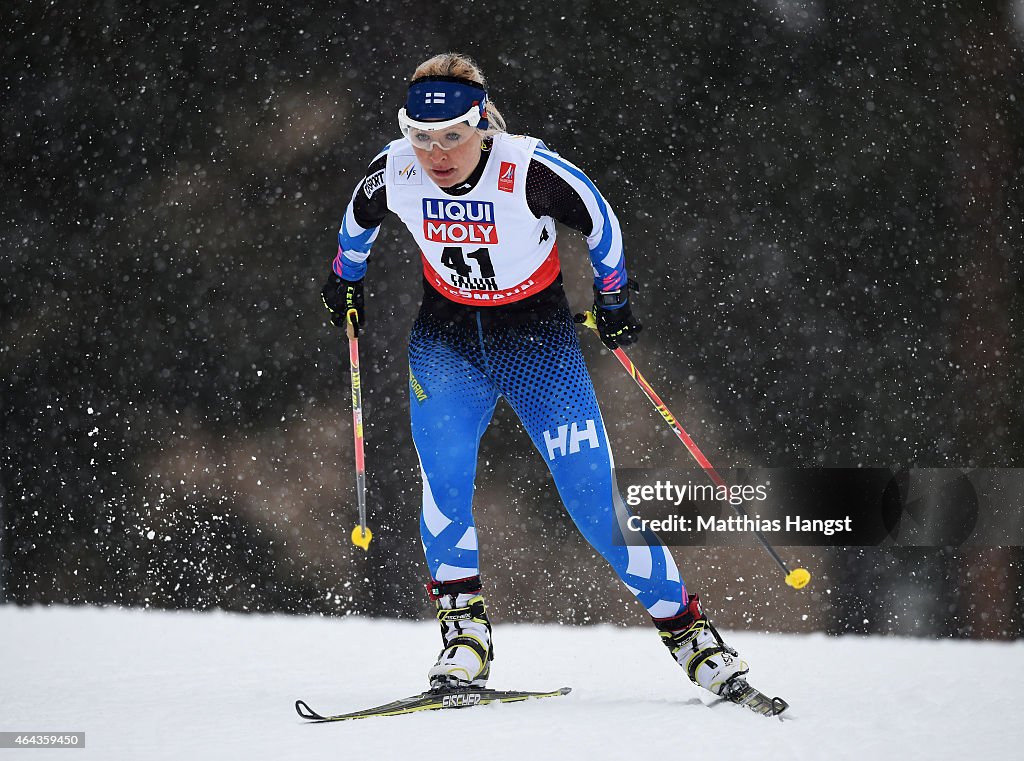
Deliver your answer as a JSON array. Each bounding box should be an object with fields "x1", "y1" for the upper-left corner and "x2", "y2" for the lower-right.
[{"x1": 626, "y1": 513, "x2": 854, "y2": 537}]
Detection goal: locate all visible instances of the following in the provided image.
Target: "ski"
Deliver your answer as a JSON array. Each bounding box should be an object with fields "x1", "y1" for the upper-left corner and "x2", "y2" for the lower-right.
[
  {"x1": 295, "y1": 686, "x2": 572, "y2": 722},
  {"x1": 715, "y1": 678, "x2": 790, "y2": 718}
]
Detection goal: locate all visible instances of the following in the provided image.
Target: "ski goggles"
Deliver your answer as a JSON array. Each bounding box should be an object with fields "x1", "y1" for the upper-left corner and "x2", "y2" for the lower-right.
[
  {"x1": 398, "y1": 105, "x2": 482, "y2": 151},
  {"x1": 398, "y1": 76, "x2": 489, "y2": 151}
]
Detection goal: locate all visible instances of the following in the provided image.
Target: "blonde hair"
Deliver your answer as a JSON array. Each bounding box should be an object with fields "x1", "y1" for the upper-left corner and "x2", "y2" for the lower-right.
[{"x1": 411, "y1": 53, "x2": 507, "y2": 135}]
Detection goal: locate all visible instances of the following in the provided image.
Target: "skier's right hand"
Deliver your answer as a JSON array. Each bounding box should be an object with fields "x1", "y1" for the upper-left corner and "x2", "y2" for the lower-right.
[{"x1": 321, "y1": 272, "x2": 364, "y2": 333}]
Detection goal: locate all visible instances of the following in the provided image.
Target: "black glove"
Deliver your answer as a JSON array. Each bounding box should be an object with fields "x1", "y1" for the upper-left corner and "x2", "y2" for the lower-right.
[
  {"x1": 593, "y1": 279, "x2": 642, "y2": 348},
  {"x1": 321, "y1": 272, "x2": 364, "y2": 333}
]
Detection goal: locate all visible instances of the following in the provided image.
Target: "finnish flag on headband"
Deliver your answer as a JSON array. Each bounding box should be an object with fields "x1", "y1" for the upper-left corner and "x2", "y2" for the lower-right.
[{"x1": 406, "y1": 77, "x2": 487, "y2": 123}]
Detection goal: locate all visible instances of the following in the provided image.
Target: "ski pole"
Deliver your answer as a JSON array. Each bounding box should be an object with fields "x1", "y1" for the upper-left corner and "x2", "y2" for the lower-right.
[
  {"x1": 577, "y1": 311, "x2": 809, "y2": 589},
  {"x1": 346, "y1": 309, "x2": 372, "y2": 551}
]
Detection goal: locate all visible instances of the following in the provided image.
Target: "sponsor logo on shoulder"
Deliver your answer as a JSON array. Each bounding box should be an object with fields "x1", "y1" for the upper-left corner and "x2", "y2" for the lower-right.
[
  {"x1": 363, "y1": 169, "x2": 385, "y2": 199},
  {"x1": 498, "y1": 161, "x2": 516, "y2": 193},
  {"x1": 395, "y1": 157, "x2": 421, "y2": 185}
]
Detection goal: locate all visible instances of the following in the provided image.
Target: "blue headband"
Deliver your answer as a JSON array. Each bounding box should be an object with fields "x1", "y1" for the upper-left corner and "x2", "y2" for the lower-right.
[{"x1": 406, "y1": 77, "x2": 489, "y2": 129}]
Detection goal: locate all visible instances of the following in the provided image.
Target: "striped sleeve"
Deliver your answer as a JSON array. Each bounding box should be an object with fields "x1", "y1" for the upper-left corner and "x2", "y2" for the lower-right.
[
  {"x1": 530, "y1": 146, "x2": 627, "y2": 294},
  {"x1": 332, "y1": 145, "x2": 391, "y2": 281}
]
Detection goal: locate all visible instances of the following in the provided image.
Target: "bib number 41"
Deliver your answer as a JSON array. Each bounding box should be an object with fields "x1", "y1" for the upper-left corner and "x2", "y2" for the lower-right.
[
  {"x1": 441, "y1": 247, "x2": 498, "y2": 290},
  {"x1": 441, "y1": 247, "x2": 495, "y2": 278}
]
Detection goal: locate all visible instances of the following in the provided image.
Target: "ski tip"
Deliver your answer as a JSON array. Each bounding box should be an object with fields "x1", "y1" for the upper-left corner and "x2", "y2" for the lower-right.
[
  {"x1": 295, "y1": 699, "x2": 325, "y2": 721},
  {"x1": 558, "y1": 687, "x2": 573, "y2": 695}
]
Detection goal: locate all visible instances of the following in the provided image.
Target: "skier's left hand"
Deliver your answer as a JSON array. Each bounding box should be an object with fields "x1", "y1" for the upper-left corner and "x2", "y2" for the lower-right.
[{"x1": 593, "y1": 280, "x2": 642, "y2": 348}]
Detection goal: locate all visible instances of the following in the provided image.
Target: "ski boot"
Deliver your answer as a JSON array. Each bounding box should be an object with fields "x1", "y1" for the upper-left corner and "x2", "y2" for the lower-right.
[
  {"x1": 425, "y1": 576, "x2": 494, "y2": 690},
  {"x1": 654, "y1": 594, "x2": 749, "y2": 697}
]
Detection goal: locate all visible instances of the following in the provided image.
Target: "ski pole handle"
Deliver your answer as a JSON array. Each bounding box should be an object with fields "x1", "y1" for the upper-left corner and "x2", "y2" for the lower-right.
[
  {"x1": 346, "y1": 309, "x2": 372, "y2": 551},
  {"x1": 577, "y1": 311, "x2": 809, "y2": 589}
]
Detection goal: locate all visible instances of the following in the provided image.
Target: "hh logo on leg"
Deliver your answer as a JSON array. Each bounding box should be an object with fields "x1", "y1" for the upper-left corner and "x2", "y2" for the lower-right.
[{"x1": 543, "y1": 419, "x2": 600, "y2": 460}]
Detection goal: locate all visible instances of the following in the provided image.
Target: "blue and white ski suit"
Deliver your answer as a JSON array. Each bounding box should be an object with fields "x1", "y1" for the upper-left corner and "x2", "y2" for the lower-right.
[{"x1": 333, "y1": 133, "x2": 687, "y2": 618}]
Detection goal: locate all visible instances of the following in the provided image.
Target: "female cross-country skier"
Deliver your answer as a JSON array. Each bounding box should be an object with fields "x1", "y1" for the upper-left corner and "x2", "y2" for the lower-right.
[{"x1": 322, "y1": 53, "x2": 752, "y2": 700}]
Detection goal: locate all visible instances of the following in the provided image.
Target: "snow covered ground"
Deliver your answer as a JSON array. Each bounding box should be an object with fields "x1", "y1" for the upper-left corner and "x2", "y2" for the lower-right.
[{"x1": 1, "y1": 605, "x2": 1020, "y2": 760}]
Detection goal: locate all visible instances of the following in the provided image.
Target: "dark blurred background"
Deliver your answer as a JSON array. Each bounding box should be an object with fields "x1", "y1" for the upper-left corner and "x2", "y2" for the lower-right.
[{"x1": 2, "y1": 1, "x2": 1022, "y2": 639}]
